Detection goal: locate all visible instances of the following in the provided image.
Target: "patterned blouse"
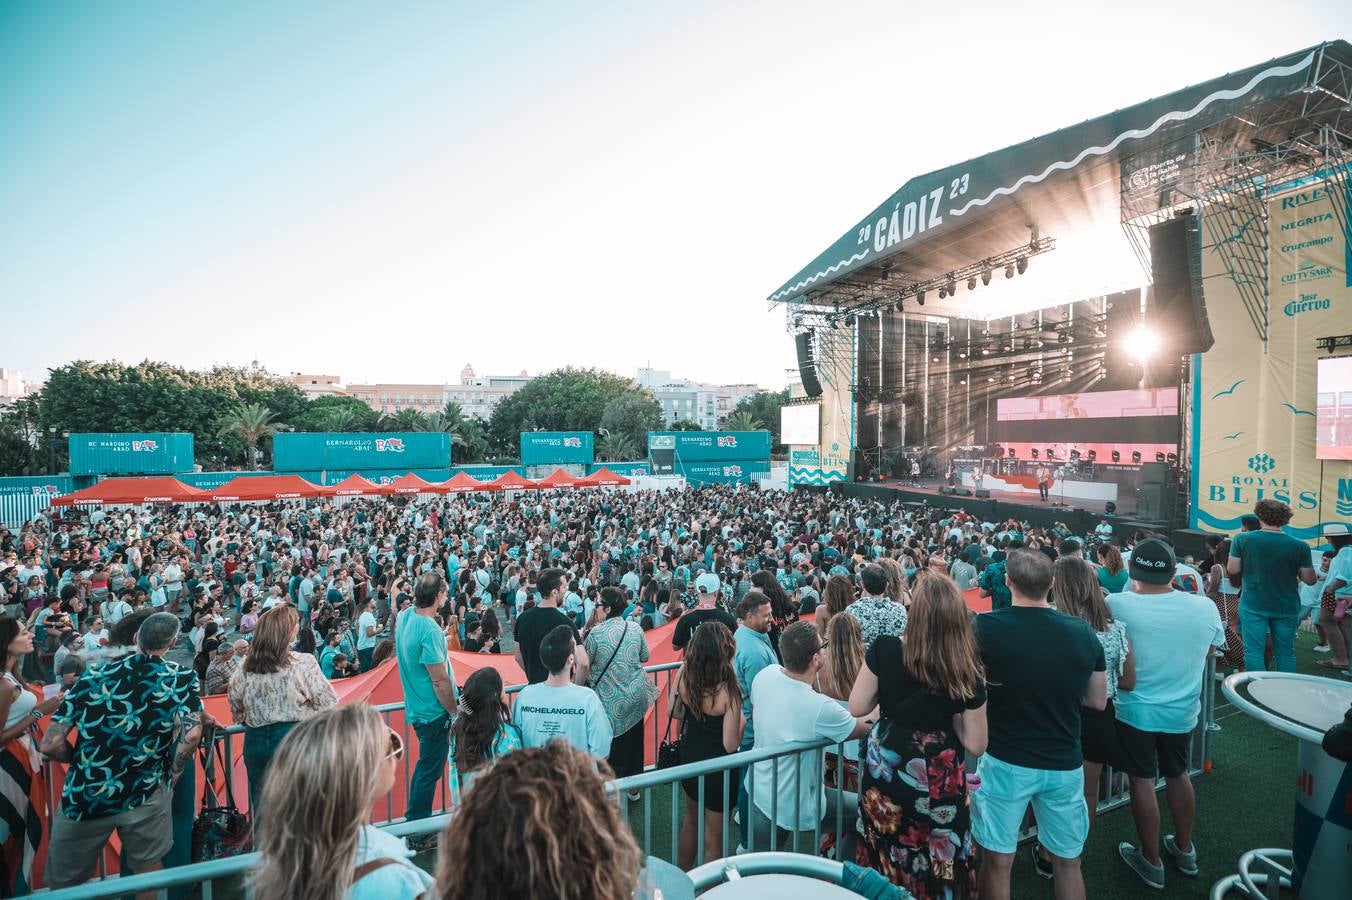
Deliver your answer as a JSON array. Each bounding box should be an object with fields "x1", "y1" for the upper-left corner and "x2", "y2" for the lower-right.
[
  {"x1": 227, "y1": 651, "x2": 338, "y2": 727},
  {"x1": 447, "y1": 722, "x2": 523, "y2": 805},
  {"x1": 844, "y1": 597, "x2": 909, "y2": 650},
  {"x1": 1096, "y1": 619, "x2": 1131, "y2": 701},
  {"x1": 583, "y1": 617, "x2": 658, "y2": 735}
]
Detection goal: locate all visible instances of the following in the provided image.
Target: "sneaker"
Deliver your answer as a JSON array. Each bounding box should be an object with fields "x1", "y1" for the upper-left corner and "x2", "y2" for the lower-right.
[
  {"x1": 1030, "y1": 842, "x2": 1054, "y2": 880},
  {"x1": 1119, "y1": 842, "x2": 1165, "y2": 889},
  {"x1": 1314, "y1": 644, "x2": 1331, "y2": 653},
  {"x1": 407, "y1": 833, "x2": 439, "y2": 854},
  {"x1": 1163, "y1": 834, "x2": 1198, "y2": 876}
]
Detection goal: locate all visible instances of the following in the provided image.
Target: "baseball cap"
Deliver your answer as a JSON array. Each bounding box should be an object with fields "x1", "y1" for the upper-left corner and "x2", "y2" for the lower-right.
[
  {"x1": 695, "y1": 572, "x2": 721, "y2": 595},
  {"x1": 1128, "y1": 539, "x2": 1177, "y2": 585}
]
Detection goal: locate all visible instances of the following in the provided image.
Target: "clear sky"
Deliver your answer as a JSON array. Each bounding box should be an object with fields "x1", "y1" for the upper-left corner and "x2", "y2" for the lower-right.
[{"x1": 2, "y1": 1, "x2": 1349, "y2": 390}]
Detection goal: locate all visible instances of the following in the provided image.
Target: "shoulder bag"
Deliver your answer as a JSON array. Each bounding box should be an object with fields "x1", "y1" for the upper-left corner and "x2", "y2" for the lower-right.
[
  {"x1": 190, "y1": 725, "x2": 252, "y2": 861},
  {"x1": 656, "y1": 672, "x2": 687, "y2": 770}
]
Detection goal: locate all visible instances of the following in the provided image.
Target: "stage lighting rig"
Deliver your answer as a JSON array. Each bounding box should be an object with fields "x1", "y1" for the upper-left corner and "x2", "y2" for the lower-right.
[
  {"x1": 981, "y1": 267, "x2": 993, "y2": 286},
  {"x1": 1005, "y1": 264, "x2": 1015, "y2": 279},
  {"x1": 1016, "y1": 256, "x2": 1028, "y2": 274},
  {"x1": 967, "y1": 276, "x2": 978, "y2": 291},
  {"x1": 916, "y1": 291, "x2": 925, "y2": 306}
]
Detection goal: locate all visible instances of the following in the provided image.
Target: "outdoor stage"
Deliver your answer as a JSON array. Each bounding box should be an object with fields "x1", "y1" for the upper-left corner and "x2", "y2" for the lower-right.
[{"x1": 832, "y1": 477, "x2": 1157, "y2": 536}]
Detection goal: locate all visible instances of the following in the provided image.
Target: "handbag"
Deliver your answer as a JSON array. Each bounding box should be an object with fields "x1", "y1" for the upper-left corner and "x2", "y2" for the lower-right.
[
  {"x1": 590, "y1": 622, "x2": 629, "y2": 686},
  {"x1": 191, "y1": 726, "x2": 252, "y2": 862},
  {"x1": 656, "y1": 674, "x2": 687, "y2": 770}
]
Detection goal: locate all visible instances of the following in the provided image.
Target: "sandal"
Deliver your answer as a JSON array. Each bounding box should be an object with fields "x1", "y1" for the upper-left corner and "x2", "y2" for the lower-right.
[{"x1": 1316, "y1": 659, "x2": 1348, "y2": 669}]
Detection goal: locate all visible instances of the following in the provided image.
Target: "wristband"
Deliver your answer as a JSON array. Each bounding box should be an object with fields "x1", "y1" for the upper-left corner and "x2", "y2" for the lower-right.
[{"x1": 30, "y1": 708, "x2": 43, "y2": 720}]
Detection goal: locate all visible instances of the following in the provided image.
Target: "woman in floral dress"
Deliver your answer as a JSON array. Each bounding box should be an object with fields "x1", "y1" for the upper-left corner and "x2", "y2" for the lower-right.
[{"x1": 849, "y1": 573, "x2": 987, "y2": 899}]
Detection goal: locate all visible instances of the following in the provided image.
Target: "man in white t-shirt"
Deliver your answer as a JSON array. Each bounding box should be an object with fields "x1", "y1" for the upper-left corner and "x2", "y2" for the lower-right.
[
  {"x1": 513, "y1": 624, "x2": 611, "y2": 757},
  {"x1": 745, "y1": 621, "x2": 872, "y2": 854},
  {"x1": 355, "y1": 599, "x2": 380, "y2": 671}
]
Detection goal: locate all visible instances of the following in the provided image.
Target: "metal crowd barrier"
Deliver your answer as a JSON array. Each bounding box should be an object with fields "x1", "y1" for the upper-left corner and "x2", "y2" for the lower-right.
[{"x1": 32, "y1": 656, "x2": 1219, "y2": 898}]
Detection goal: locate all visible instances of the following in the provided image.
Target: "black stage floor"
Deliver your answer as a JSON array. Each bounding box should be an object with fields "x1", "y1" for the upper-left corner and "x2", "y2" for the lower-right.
[{"x1": 831, "y1": 478, "x2": 1160, "y2": 537}]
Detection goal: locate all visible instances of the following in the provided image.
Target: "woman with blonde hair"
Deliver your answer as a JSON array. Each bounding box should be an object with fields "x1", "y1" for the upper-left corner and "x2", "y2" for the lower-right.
[
  {"x1": 879, "y1": 557, "x2": 911, "y2": 606},
  {"x1": 228, "y1": 604, "x2": 339, "y2": 816},
  {"x1": 849, "y1": 572, "x2": 986, "y2": 898},
  {"x1": 816, "y1": 573, "x2": 855, "y2": 637},
  {"x1": 252, "y1": 704, "x2": 433, "y2": 900},
  {"x1": 436, "y1": 742, "x2": 644, "y2": 900}
]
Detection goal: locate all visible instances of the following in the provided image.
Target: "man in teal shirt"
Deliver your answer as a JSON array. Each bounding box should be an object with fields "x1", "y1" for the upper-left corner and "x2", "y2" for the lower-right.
[
  {"x1": 733, "y1": 591, "x2": 777, "y2": 833},
  {"x1": 1228, "y1": 499, "x2": 1316, "y2": 672},
  {"x1": 395, "y1": 573, "x2": 459, "y2": 843}
]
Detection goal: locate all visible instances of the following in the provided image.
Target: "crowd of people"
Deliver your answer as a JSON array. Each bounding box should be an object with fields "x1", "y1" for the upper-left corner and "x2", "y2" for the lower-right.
[{"x1": 0, "y1": 481, "x2": 1345, "y2": 899}]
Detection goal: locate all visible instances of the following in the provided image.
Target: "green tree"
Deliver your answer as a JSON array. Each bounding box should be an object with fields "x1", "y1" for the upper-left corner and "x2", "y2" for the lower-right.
[
  {"x1": 597, "y1": 431, "x2": 639, "y2": 462},
  {"x1": 379, "y1": 408, "x2": 428, "y2": 432},
  {"x1": 723, "y1": 410, "x2": 764, "y2": 431},
  {"x1": 216, "y1": 403, "x2": 279, "y2": 469},
  {"x1": 487, "y1": 368, "x2": 649, "y2": 457},
  {"x1": 726, "y1": 389, "x2": 788, "y2": 452},
  {"x1": 0, "y1": 398, "x2": 41, "y2": 475},
  {"x1": 668, "y1": 420, "x2": 703, "y2": 431},
  {"x1": 599, "y1": 390, "x2": 662, "y2": 452},
  {"x1": 290, "y1": 395, "x2": 379, "y2": 432},
  {"x1": 424, "y1": 403, "x2": 490, "y2": 463}
]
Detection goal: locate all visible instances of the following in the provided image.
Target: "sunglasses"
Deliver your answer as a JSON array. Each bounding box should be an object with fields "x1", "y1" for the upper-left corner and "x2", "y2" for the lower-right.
[
  {"x1": 386, "y1": 729, "x2": 404, "y2": 762},
  {"x1": 817, "y1": 640, "x2": 830, "y2": 652}
]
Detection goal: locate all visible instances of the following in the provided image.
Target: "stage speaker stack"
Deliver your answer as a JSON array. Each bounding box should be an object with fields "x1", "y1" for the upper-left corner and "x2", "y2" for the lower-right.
[
  {"x1": 954, "y1": 488, "x2": 973, "y2": 497},
  {"x1": 795, "y1": 331, "x2": 823, "y2": 398},
  {"x1": 1140, "y1": 461, "x2": 1170, "y2": 484},
  {"x1": 1148, "y1": 212, "x2": 1213, "y2": 355},
  {"x1": 974, "y1": 489, "x2": 991, "y2": 499},
  {"x1": 939, "y1": 486, "x2": 955, "y2": 495}
]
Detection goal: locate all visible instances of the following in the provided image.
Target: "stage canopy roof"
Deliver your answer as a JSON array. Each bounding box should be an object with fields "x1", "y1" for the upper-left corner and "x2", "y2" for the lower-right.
[
  {"x1": 51, "y1": 477, "x2": 207, "y2": 506},
  {"x1": 768, "y1": 40, "x2": 1352, "y2": 327},
  {"x1": 209, "y1": 475, "x2": 321, "y2": 501}
]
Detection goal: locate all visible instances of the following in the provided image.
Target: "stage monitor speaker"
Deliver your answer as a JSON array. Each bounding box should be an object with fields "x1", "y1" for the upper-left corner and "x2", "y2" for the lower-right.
[
  {"x1": 954, "y1": 488, "x2": 973, "y2": 497},
  {"x1": 1171, "y1": 528, "x2": 1213, "y2": 560},
  {"x1": 1137, "y1": 483, "x2": 1174, "y2": 521},
  {"x1": 938, "y1": 486, "x2": 954, "y2": 495},
  {"x1": 795, "y1": 331, "x2": 823, "y2": 398},
  {"x1": 1148, "y1": 213, "x2": 1213, "y2": 355},
  {"x1": 974, "y1": 489, "x2": 991, "y2": 499},
  {"x1": 1140, "y1": 462, "x2": 1170, "y2": 484}
]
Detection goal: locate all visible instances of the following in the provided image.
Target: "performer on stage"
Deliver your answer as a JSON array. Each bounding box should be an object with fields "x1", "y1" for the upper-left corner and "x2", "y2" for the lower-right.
[
  {"x1": 909, "y1": 458, "x2": 921, "y2": 486},
  {"x1": 973, "y1": 464, "x2": 984, "y2": 491},
  {"x1": 1036, "y1": 464, "x2": 1051, "y2": 501}
]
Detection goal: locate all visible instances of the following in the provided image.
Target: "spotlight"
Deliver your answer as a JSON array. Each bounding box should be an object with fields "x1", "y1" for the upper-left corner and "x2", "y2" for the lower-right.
[
  {"x1": 1167, "y1": 452, "x2": 1178, "y2": 465},
  {"x1": 981, "y1": 347, "x2": 991, "y2": 355},
  {"x1": 1002, "y1": 343, "x2": 1012, "y2": 352},
  {"x1": 987, "y1": 375, "x2": 996, "y2": 383},
  {"x1": 1155, "y1": 451, "x2": 1166, "y2": 463},
  {"x1": 932, "y1": 355, "x2": 940, "y2": 363},
  {"x1": 938, "y1": 286, "x2": 948, "y2": 300},
  {"x1": 1123, "y1": 324, "x2": 1159, "y2": 363},
  {"x1": 945, "y1": 277, "x2": 957, "y2": 296},
  {"x1": 981, "y1": 268, "x2": 992, "y2": 286},
  {"x1": 829, "y1": 319, "x2": 838, "y2": 329},
  {"x1": 967, "y1": 276, "x2": 977, "y2": 291},
  {"x1": 1058, "y1": 331, "x2": 1069, "y2": 343},
  {"x1": 1031, "y1": 448, "x2": 1039, "y2": 459},
  {"x1": 1131, "y1": 450, "x2": 1142, "y2": 464},
  {"x1": 1005, "y1": 264, "x2": 1015, "y2": 279},
  {"x1": 1105, "y1": 501, "x2": 1117, "y2": 515},
  {"x1": 1016, "y1": 256, "x2": 1028, "y2": 274},
  {"x1": 1008, "y1": 447, "x2": 1016, "y2": 458},
  {"x1": 845, "y1": 314, "x2": 855, "y2": 327},
  {"x1": 1045, "y1": 448, "x2": 1055, "y2": 459},
  {"x1": 894, "y1": 298, "x2": 904, "y2": 312},
  {"x1": 1087, "y1": 450, "x2": 1097, "y2": 462},
  {"x1": 1111, "y1": 450, "x2": 1121, "y2": 463},
  {"x1": 916, "y1": 291, "x2": 925, "y2": 306},
  {"x1": 1070, "y1": 449, "x2": 1081, "y2": 460},
  {"x1": 958, "y1": 377, "x2": 967, "y2": 385},
  {"x1": 958, "y1": 350, "x2": 967, "y2": 359}
]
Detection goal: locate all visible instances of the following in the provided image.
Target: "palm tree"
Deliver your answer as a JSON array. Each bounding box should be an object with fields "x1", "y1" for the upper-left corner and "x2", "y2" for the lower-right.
[
  {"x1": 217, "y1": 403, "x2": 279, "y2": 468},
  {"x1": 422, "y1": 411, "x2": 468, "y2": 449},
  {"x1": 320, "y1": 406, "x2": 360, "y2": 432},
  {"x1": 379, "y1": 408, "x2": 428, "y2": 432},
  {"x1": 724, "y1": 410, "x2": 765, "y2": 431},
  {"x1": 598, "y1": 431, "x2": 639, "y2": 462}
]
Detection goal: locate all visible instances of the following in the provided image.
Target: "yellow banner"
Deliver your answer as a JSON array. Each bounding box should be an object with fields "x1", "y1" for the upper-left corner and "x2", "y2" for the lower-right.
[
  {"x1": 1193, "y1": 183, "x2": 1352, "y2": 539},
  {"x1": 789, "y1": 331, "x2": 853, "y2": 485}
]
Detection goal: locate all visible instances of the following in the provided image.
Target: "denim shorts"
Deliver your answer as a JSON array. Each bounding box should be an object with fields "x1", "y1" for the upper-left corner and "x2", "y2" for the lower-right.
[{"x1": 971, "y1": 753, "x2": 1088, "y2": 859}]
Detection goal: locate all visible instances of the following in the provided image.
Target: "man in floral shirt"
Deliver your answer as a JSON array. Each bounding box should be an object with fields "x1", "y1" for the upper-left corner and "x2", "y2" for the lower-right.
[
  {"x1": 844, "y1": 564, "x2": 908, "y2": 649},
  {"x1": 40, "y1": 613, "x2": 203, "y2": 890}
]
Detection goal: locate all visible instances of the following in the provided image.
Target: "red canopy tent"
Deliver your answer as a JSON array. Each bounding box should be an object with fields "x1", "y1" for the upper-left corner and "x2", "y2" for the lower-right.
[
  {"x1": 536, "y1": 468, "x2": 583, "y2": 489},
  {"x1": 321, "y1": 474, "x2": 383, "y2": 497},
  {"x1": 578, "y1": 466, "x2": 632, "y2": 487},
  {"x1": 50, "y1": 476, "x2": 207, "y2": 506},
  {"x1": 442, "y1": 471, "x2": 494, "y2": 493},
  {"x1": 208, "y1": 474, "x2": 321, "y2": 501},
  {"x1": 488, "y1": 470, "x2": 538, "y2": 490},
  {"x1": 385, "y1": 472, "x2": 445, "y2": 495}
]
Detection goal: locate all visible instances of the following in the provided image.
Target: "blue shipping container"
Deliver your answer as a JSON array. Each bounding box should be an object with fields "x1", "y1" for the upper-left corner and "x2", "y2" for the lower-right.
[
  {"x1": 647, "y1": 431, "x2": 771, "y2": 463},
  {"x1": 588, "y1": 461, "x2": 650, "y2": 477},
  {"x1": 68, "y1": 433, "x2": 195, "y2": 476},
  {"x1": 272, "y1": 432, "x2": 452, "y2": 472},
  {"x1": 519, "y1": 432, "x2": 594, "y2": 466},
  {"x1": 0, "y1": 475, "x2": 75, "y2": 529},
  {"x1": 676, "y1": 461, "x2": 770, "y2": 486}
]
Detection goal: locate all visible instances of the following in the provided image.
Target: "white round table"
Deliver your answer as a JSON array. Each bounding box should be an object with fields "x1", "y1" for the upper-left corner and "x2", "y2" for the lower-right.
[
  {"x1": 701, "y1": 873, "x2": 861, "y2": 899},
  {"x1": 1216, "y1": 672, "x2": 1352, "y2": 899}
]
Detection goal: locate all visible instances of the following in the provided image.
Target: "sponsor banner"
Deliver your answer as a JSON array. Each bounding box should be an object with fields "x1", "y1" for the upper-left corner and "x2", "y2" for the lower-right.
[
  {"x1": 273, "y1": 432, "x2": 451, "y2": 471},
  {"x1": 788, "y1": 447, "x2": 847, "y2": 487},
  {"x1": 1192, "y1": 183, "x2": 1351, "y2": 539},
  {"x1": 676, "y1": 461, "x2": 771, "y2": 485},
  {"x1": 519, "y1": 432, "x2": 594, "y2": 466},
  {"x1": 646, "y1": 431, "x2": 772, "y2": 462}
]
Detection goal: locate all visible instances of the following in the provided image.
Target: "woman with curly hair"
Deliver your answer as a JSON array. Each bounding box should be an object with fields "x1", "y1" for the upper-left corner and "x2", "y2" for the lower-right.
[
  {"x1": 673, "y1": 620, "x2": 743, "y2": 869},
  {"x1": 849, "y1": 573, "x2": 987, "y2": 899},
  {"x1": 251, "y1": 704, "x2": 433, "y2": 900},
  {"x1": 436, "y1": 742, "x2": 644, "y2": 900},
  {"x1": 446, "y1": 668, "x2": 522, "y2": 805}
]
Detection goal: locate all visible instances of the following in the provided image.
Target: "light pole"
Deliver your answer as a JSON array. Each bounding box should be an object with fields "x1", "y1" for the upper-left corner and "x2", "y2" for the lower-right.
[{"x1": 47, "y1": 426, "x2": 56, "y2": 475}]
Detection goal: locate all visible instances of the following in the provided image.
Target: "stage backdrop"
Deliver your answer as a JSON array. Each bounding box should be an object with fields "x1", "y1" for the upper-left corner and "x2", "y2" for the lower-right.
[
  {"x1": 1192, "y1": 181, "x2": 1352, "y2": 539},
  {"x1": 788, "y1": 329, "x2": 854, "y2": 487}
]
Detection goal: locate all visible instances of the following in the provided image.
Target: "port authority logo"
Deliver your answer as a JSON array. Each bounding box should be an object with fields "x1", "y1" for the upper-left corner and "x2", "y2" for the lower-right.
[
  {"x1": 1247, "y1": 453, "x2": 1276, "y2": 474},
  {"x1": 130, "y1": 440, "x2": 159, "y2": 452},
  {"x1": 716, "y1": 436, "x2": 738, "y2": 448},
  {"x1": 1279, "y1": 261, "x2": 1333, "y2": 285},
  {"x1": 1339, "y1": 478, "x2": 1352, "y2": 516},
  {"x1": 374, "y1": 438, "x2": 406, "y2": 452},
  {"x1": 562, "y1": 437, "x2": 582, "y2": 448}
]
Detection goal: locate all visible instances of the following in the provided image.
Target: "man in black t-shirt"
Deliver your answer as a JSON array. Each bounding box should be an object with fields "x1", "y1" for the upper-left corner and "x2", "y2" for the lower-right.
[
  {"x1": 513, "y1": 567, "x2": 586, "y2": 683},
  {"x1": 671, "y1": 572, "x2": 736, "y2": 652},
  {"x1": 971, "y1": 548, "x2": 1106, "y2": 899}
]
